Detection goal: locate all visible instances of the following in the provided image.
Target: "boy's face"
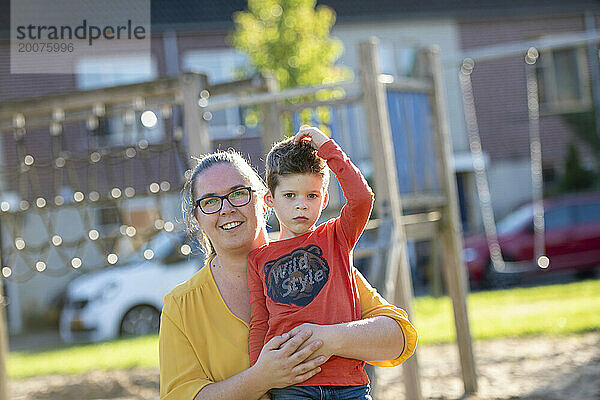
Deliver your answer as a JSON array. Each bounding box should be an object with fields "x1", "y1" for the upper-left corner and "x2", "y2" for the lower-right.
[{"x1": 266, "y1": 173, "x2": 329, "y2": 240}]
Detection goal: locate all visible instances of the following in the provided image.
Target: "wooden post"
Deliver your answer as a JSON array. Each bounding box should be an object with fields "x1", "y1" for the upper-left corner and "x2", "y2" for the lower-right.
[
  {"x1": 0, "y1": 280, "x2": 8, "y2": 400},
  {"x1": 180, "y1": 72, "x2": 211, "y2": 159},
  {"x1": 0, "y1": 210, "x2": 8, "y2": 400},
  {"x1": 358, "y1": 38, "x2": 422, "y2": 400},
  {"x1": 430, "y1": 232, "x2": 443, "y2": 297},
  {"x1": 260, "y1": 72, "x2": 281, "y2": 155},
  {"x1": 427, "y1": 46, "x2": 478, "y2": 394}
]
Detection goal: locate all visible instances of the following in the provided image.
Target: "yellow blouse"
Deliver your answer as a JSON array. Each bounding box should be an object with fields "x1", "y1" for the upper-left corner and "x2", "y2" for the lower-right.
[{"x1": 159, "y1": 262, "x2": 417, "y2": 399}]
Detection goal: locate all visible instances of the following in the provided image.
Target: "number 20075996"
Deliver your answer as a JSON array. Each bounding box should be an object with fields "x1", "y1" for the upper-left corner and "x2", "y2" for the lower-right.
[{"x1": 17, "y1": 42, "x2": 74, "y2": 52}]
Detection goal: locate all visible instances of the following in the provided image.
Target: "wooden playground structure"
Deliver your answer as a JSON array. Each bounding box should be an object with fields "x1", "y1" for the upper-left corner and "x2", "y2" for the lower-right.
[{"x1": 0, "y1": 39, "x2": 477, "y2": 399}]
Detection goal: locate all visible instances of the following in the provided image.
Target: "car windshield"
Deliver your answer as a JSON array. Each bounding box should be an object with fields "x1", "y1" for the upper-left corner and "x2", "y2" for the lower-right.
[
  {"x1": 150, "y1": 233, "x2": 183, "y2": 261},
  {"x1": 497, "y1": 204, "x2": 533, "y2": 235},
  {"x1": 120, "y1": 232, "x2": 186, "y2": 264}
]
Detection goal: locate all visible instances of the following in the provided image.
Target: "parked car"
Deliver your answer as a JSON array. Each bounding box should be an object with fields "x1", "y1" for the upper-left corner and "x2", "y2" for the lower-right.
[
  {"x1": 463, "y1": 192, "x2": 600, "y2": 288},
  {"x1": 60, "y1": 232, "x2": 203, "y2": 343}
]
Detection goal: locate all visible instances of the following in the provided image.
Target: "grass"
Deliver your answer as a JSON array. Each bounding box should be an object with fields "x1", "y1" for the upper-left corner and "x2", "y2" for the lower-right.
[
  {"x1": 414, "y1": 278, "x2": 600, "y2": 345},
  {"x1": 8, "y1": 335, "x2": 158, "y2": 379},
  {"x1": 7, "y1": 279, "x2": 600, "y2": 379}
]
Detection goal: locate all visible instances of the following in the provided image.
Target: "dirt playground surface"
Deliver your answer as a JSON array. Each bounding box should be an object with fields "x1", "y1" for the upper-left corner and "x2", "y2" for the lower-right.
[{"x1": 9, "y1": 332, "x2": 600, "y2": 400}]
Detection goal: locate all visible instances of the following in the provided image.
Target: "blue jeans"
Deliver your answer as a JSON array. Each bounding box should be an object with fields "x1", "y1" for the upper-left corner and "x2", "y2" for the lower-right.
[{"x1": 270, "y1": 384, "x2": 371, "y2": 400}]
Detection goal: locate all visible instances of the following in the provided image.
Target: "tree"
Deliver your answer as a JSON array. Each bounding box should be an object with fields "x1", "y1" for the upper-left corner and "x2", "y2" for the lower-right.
[
  {"x1": 559, "y1": 142, "x2": 596, "y2": 192},
  {"x1": 230, "y1": 0, "x2": 351, "y2": 90}
]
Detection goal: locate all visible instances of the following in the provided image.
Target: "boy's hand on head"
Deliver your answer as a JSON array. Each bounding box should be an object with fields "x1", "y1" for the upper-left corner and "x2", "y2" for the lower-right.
[{"x1": 293, "y1": 127, "x2": 330, "y2": 150}]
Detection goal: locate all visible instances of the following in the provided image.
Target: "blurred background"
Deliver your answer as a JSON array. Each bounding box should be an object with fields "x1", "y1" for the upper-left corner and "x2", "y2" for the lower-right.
[{"x1": 0, "y1": 0, "x2": 599, "y2": 399}]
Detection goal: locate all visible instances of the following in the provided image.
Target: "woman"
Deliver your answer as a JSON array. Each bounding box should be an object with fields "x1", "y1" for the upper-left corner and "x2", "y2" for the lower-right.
[{"x1": 159, "y1": 150, "x2": 417, "y2": 400}]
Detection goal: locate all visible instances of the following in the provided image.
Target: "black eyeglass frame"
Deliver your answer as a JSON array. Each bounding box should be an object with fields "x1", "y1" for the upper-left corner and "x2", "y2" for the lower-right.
[{"x1": 194, "y1": 186, "x2": 255, "y2": 215}]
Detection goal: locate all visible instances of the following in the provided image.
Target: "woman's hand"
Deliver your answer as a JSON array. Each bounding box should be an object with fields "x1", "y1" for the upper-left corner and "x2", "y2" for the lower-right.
[
  {"x1": 289, "y1": 318, "x2": 406, "y2": 363},
  {"x1": 288, "y1": 323, "x2": 338, "y2": 360},
  {"x1": 252, "y1": 329, "x2": 327, "y2": 390}
]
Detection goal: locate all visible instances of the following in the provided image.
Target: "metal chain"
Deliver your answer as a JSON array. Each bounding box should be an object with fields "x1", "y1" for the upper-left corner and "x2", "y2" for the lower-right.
[{"x1": 458, "y1": 58, "x2": 506, "y2": 273}]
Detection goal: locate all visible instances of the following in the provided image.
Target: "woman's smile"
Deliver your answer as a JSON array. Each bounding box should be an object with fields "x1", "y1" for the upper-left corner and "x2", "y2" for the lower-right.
[{"x1": 221, "y1": 221, "x2": 243, "y2": 230}]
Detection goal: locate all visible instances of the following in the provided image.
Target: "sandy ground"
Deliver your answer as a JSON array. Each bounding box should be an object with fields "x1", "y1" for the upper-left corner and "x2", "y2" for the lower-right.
[{"x1": 9, "y1": 332, "x2": 600, "y2": 400}]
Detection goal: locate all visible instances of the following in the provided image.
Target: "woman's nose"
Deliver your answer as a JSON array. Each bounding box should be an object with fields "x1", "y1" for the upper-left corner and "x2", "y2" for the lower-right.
[{"x1": 220, "y1": 199, "x2": 236, "y2": 214}]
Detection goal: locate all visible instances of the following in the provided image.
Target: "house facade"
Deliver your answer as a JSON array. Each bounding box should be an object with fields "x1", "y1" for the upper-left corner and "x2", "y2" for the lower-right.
[{"x1": 457, "y1": 10, "x2": 600, "y2": 218}]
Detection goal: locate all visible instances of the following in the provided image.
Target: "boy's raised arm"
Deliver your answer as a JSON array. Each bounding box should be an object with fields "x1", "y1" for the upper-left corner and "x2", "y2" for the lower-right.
[{"x1": 294, "y1": 127, "x2": 374, "y2": 248}]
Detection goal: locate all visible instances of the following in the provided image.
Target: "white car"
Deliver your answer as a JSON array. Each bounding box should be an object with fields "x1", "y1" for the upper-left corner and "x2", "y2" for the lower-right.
[{"x1": 60, "y1": 233, "x2": 203, "y2": 343}]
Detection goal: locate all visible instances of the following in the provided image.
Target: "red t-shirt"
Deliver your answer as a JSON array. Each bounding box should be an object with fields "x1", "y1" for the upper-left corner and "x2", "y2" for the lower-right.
[{"x1": 247, "y1": 139, "x2": 374, "y2": 386}]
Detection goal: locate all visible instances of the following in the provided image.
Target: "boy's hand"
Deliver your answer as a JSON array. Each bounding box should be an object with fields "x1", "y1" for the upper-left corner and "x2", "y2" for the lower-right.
[{"x1": 293, "y1": 127, "x2": 330, "y2": 150}]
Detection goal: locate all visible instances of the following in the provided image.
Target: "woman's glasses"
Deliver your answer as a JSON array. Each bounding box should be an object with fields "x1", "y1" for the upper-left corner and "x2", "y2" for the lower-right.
[{"x1": 194, "y1": 187, "x2": 254, "y2": 214}]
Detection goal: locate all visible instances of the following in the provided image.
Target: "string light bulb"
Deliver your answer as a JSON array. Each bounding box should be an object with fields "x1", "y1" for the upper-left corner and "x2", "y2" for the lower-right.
[
  {"x1": 125, "y1": 226, "x2": 136, "y2": 237},
  {"x1": 180, "y1": 244, "x2": 191, "y2": 255},
  {"x1": 144, "y1": 249, "x2": 154, "y2": 260},
  {"x1": 125, "y1": 147, "x2": 136, "y2": 158},
  {"x1": 35, "y1": 261, "x2": 46, "y2": 272},
  {"x1": 50, "y1": 121, "x2": 62, "y2": 136},
  {"x1": 140, "y1": 110, "x2": 158, "y2": 128},
  {"x1": 52, "y1": 108, "x2": 65, "y2": 122},
  {"x1": 15, "y1": 238, "x2": 25, "y2": 250},
  {"x1": 124, "y1": 187, "x2": 135, "y2": 198},
  {"x1": 52, "y1": 235, "x2": 62, "y2": 246},
  {"x1": 160, "y1": 104, "x2": 172, "y2": 119},
  {"x1": 90, "y1": 152, "x2": 101, "y2": 163}
]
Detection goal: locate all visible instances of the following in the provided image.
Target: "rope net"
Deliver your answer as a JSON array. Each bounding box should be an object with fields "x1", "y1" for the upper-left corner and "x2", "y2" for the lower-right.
[{"x1": 0, "y1": 104, "x2": 192, "y2": 282}]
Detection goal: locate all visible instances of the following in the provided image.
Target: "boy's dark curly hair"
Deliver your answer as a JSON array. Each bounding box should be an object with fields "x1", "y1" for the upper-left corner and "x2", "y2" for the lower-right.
[{"x1": 266, "y1": 137, "x2": 330, "y2": 193}]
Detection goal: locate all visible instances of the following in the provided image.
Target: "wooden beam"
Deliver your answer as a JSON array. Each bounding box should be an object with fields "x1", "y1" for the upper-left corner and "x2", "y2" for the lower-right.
[
  {"x1": 260, "y1": 72, "x2": 282, "y2": 155},
  {"x1": 208, "y1": 75, "x2": 267, "y2": 97},
  {"x1": 427, "y1": 46, "x2": 478, "y2": 394},
  {"x1": 0, "y1": 75, "x2": 182, "y2": 121},
  {"x1": 358, "y1": 38, "x2": 423, "y2": 400},
  {"x1": 204, "y1": 82, "x2": 359, "y2": 112},
  {"x1": 180, "y1": 73, "x2": 211, "y2": 161},
  {"x1": 0, "y1": 280, "x2": 8, "y2": 400},
  {"x1": 382, "y1": 77, "x2": 434, "y2": 93}
]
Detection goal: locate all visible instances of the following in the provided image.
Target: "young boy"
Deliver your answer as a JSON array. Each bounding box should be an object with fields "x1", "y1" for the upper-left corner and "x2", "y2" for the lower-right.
[{"x1": 247, "y1": 126, "x2": 375, "y2": 399}]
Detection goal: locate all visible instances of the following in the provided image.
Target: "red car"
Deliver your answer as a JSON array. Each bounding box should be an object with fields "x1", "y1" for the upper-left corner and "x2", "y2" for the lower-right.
[{"x1": 463, "y1": 192, "x2": 600, "y2": 288}]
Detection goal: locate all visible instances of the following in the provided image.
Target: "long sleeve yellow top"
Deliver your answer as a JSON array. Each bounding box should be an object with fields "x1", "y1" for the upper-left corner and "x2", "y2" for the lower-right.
[{"x1": 159, "y1": 262, "x2": 417, "y2": 400}]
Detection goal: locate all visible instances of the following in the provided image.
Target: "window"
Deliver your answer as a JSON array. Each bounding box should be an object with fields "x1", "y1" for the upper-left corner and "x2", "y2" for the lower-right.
[
  {"x1": 182, "y1": 49, "x2": 251, "y2": 139},
  {"x1": 377, "y1": 42, "x2": 420, "y2": 78},
  {"x1": 96, "y1": 205, "x2": 121, "y2": 235},
  {"x1": 544, "y1": 206, "x2": 574, "y2": 231},
  {"x1": 497, "y1": 203, "x2": 533, "y2": 235},
  {"x1": 536, "y1": 46, "x2": 591, "y2": 112},
  {"x1": 575, "y1": 201, "x2": 600, "y2": 223},
  {"x1": 76, "y1": 55, "x2": 164, "y2": 146}
]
